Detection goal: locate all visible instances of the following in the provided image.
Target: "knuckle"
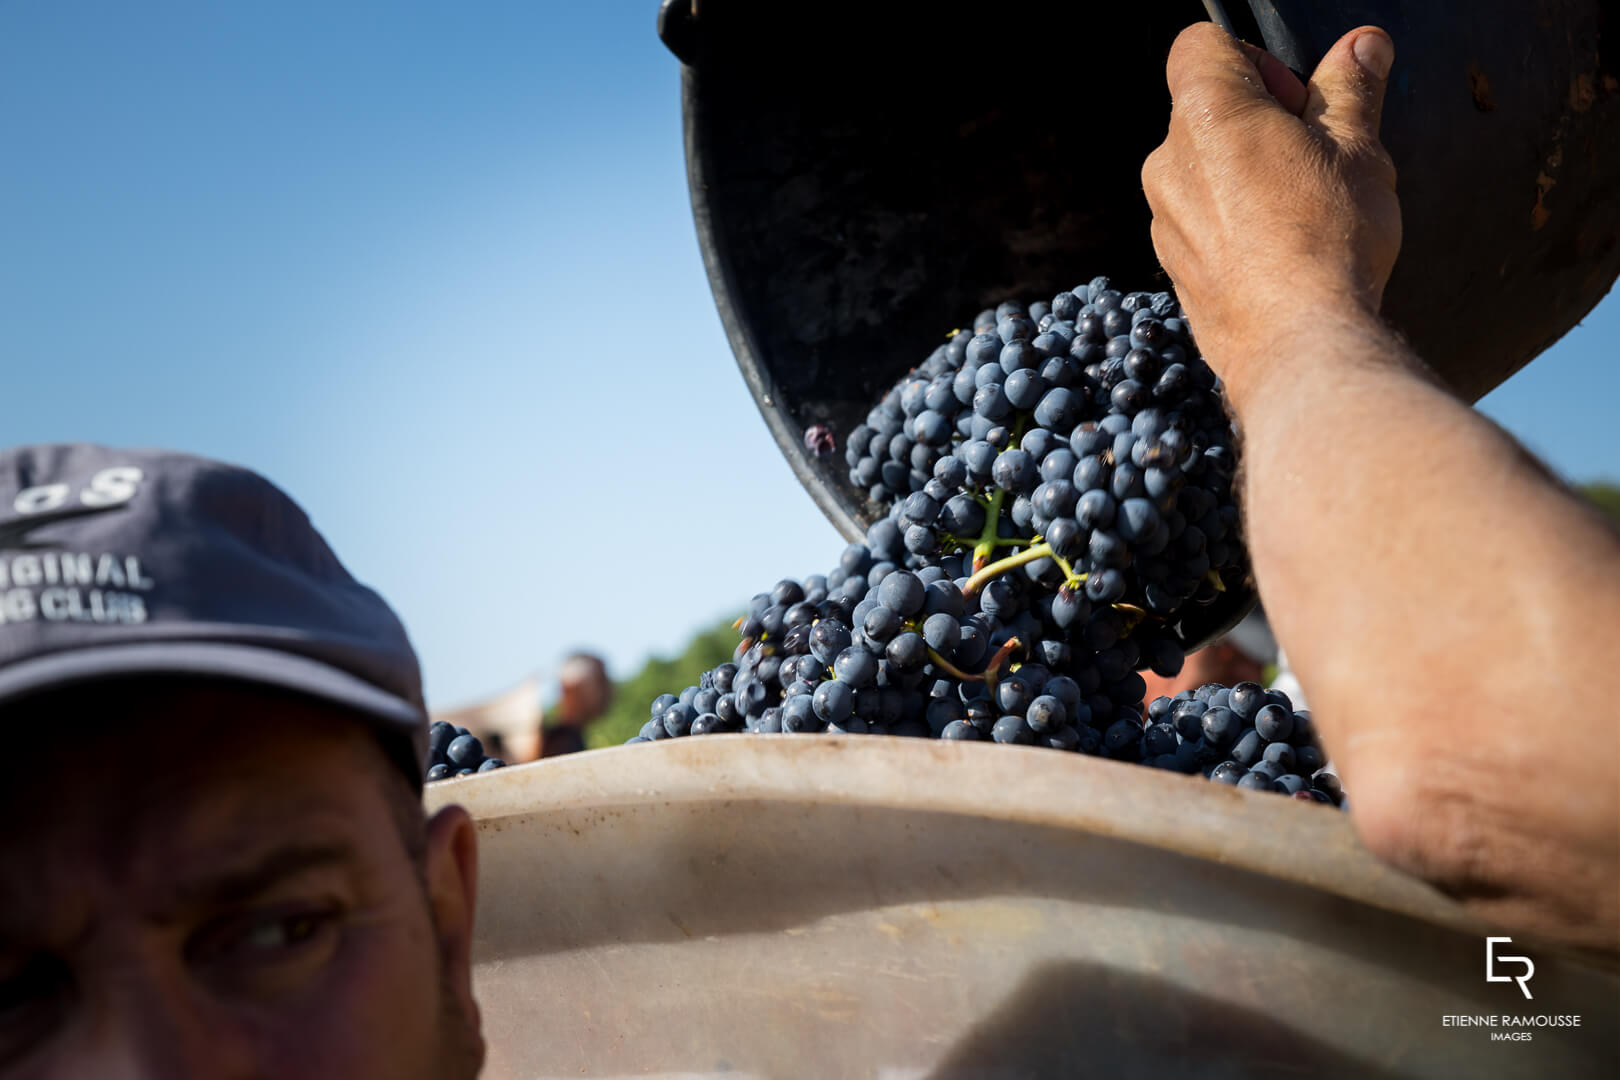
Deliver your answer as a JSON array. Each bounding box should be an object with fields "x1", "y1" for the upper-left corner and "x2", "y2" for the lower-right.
[
  {"x1": 1169, "y1": 21, "x2": 1232, "y2": 63},
  {"x1": 1140, "y1": 146, "x2": 1171, "y2": 192},
  {"x1": 1148, "y1": 217, "x2": 1188, "y2": 268},
  {"x1": 1361, "y1": 143, "x2": 1399, "y2": 187},
  {"x1": 1332, "y1": 136, "x2": 1399, "y2": 193},
  {"x1": 1166, "y1": 22, "x2": 1240, "y2": 93},
  {"x1": 1148, "y1": 221, "x2": 1170, "y2": 262}
]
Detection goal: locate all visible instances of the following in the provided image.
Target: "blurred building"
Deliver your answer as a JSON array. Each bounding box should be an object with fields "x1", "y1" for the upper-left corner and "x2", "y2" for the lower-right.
[
  {"x1": 431, "y1": 675, "x2": 543, "y2": 763},
  {"x1": 428, "y1": 652, "x2": 615, "y2": 764}
]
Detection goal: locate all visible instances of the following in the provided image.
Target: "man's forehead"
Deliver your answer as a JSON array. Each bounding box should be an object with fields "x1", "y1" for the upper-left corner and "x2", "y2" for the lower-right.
[
  {"x1": 22, "y1": 679, "x2": 384, "y2": 773},
  {"x1": 0, "y1": 683, "x2": 397, "y2": 890},
  {"x1": 0, "y1": 818, "x2": 369, "y2": 943}
]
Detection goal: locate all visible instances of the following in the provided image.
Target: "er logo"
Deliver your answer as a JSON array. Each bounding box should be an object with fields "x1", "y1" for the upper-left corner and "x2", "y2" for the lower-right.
[{"x1": 1486, "y1": 936, "x2": 1534, "y2": 1000}]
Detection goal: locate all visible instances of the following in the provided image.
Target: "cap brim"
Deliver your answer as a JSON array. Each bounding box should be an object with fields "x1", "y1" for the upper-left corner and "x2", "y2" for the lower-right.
[{"x1": 0, "y1": 641, "x2": 426, "y2": 768}]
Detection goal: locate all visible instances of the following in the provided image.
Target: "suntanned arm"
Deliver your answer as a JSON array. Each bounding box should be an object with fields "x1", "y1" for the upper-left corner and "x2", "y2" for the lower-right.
[{"x1": 1143, "y1": 24, "x2": 1620, "y2": 956}]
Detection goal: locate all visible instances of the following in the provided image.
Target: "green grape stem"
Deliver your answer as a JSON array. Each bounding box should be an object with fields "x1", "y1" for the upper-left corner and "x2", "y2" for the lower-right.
[
  {"x1": 927, "y1": 636, "x2": 1024, "y2": 692},
  {"x1": 980, "y1": 636, "x2": 1024, "y2": 696},
  {"x1": 971, "y1": 489, "x2": 1009, "y2": 572},
  {"x1": 963, "y1": 542, "x2": 1056, "y2": 597},
  {"x1": 1049, "y1": 551, "x2": 1086, "y2": 591},
  {"x1": 942, "y1": 531, "x2": 1037, "y2": 555},
  {"x1": 924, "y1": 647, "x2": 979, "y2": 683},
  {"x1": 966, "y1": 412, "x2": 1036, "y2": 572}
]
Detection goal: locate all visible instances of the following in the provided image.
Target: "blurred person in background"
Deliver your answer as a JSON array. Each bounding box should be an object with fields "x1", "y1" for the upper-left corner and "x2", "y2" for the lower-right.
[{"x1": 540, "y1": 652, "x2": 613, "y2": 758}]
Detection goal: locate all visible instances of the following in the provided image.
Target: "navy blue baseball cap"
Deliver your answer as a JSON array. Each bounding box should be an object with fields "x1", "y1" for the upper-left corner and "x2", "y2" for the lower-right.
[{"x1": 0, "y1": 444, "x2": 428, "y2": 773}]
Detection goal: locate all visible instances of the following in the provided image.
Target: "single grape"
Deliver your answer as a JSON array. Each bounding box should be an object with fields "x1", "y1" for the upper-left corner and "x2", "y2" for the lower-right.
[
  {"x1": 428, "y1": 721, "x2": 457, "y2": 760},
  {"x1": 446, "y1": 734, "x2": 485, "y2": 768},
  {"x1": 812, "y1": 681, "x2": 854, "y2": 723},
  {"x1": 1025, "y1": 694, "x2": 1067, "y2": 734},
  {"x1": 1228, "y1": 682, "x2": 1267, "y2": 721},
  {"x1": 1143, "y1": 722, "x2": 1178, "y2": 756},
  {"x1": 1294, "y1": 744, "x2": 1325, "y2": 775},
  {"x1": 1199, "y1": 706, "x2": 1240, "y2": 749},
  {"x1": 886, "y1": 631, "x2": 929, "y2": 672},
  {"x1": 922, "y1": 612, "x2": 961, "y2": 654},
  {"x1": 663, "y1": 704, "x2": 696, "y2": 738},
  {"x1": 991, "y1": 715, "x2": 1034, "y2": 744},
  {"x1": 1254, "y1": 703, "x2": 1294, "y2": 742},
  {"x1": 1262, "y1": 742, "x2": 1297, "y2": 772},
  {"x1": 877, "y1": 571, "x2": 925, "y2": 617}
]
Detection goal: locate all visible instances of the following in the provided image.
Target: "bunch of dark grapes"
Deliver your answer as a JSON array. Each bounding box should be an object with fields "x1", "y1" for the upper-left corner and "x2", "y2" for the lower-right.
[
  {"x1": 426, "y1": 720, "x2": 508, "y2": 782},
  {"x1": 638, "y1": 619, "x2": 1339, "y2": 802},
  {"x1": 844, "y1": 278, "x2": 1244, "y2": 638},
  {"x1": 629, "y1": 278, "x2": 1339, "y2": 804},
  {"x1": 1142, "y1": 682, "x2": 1342, "y2": 804}
]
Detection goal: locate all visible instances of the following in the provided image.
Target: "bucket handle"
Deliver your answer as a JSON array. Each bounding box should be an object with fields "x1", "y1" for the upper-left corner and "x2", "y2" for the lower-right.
[{"x1": 1203, "y1": 0, "x2": 1315, "y2": 82}]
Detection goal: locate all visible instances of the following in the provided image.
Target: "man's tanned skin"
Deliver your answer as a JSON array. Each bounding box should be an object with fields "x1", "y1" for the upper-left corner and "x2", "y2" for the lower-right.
[
  {"x1": 1143, "y1": 24, "x2": 1620, "y2": 956},
  {"x1": 0, "y1": 682, "x2": 486, "y2": 1078}
]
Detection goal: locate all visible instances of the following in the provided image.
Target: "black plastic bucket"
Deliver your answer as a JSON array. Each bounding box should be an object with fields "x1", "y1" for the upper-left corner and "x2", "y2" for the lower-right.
[{"x1": 659, "y1": 0, "x2": 1619, "y2": 643}]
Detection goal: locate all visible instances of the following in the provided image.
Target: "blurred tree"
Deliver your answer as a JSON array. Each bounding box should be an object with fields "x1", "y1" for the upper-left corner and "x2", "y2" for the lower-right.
[
  {"x1": 583, "y1": 617, "x2": 742, "y2": 749},
  {"x1": 1579, "y1": 480, "x2": 1620, "y2": 526}
]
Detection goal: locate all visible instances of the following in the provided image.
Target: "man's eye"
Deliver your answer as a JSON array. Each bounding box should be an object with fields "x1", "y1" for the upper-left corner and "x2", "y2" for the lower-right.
[
  {"x1": 236, "y1": 912, "x2": 326, "y2": 954},
  {"x1": 188, "y1": 906, "x2": 344, "y2": 1000},
  {"x1": 190, "y1": 905, "x2": 342, "y2": 973}
]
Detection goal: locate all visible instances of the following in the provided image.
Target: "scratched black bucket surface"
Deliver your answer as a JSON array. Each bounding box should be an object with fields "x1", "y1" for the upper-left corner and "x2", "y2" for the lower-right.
[{"x1": 659, "y1": 0, "x2": 1619, "y2": 646}]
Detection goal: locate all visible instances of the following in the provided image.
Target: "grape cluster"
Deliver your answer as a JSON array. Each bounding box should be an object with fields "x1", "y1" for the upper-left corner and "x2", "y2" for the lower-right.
[
  {"x1": 638, "y1": 616, "x2": 1339, "y2": 802},
  {"x1": 630, "y1": 278, "x2": 1337, "y2": 804},
  {"x1": 1141, "y1": 682, "x2": 1342, "y2": 804},
  {"x1": 626, "y1": 541, "x2": 1339, "y2": 802},
  {"x1": 843, "y1": 279, "x2": 1245, "y2": 634},
  {"x1": 426, "y1": 720, "x2": 507, "y2": 782}
]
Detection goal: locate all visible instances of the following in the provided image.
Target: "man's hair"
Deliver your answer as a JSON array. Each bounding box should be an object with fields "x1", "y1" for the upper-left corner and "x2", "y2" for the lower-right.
[
  {"x1": 559, "y1": 652, "x2": 608, "y2": 687},
  {"x1": 2, "y1": 675, "x2": 428, "y2": 864}
]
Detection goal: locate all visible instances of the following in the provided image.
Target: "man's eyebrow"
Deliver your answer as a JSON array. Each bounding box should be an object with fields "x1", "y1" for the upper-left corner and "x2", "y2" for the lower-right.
[{"x1": 172, "y1": 842, "x2": 360, "y2": 910}]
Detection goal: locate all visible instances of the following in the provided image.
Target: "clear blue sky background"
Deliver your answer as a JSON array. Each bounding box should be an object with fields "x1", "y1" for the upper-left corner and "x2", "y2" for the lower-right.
[{"x1": 2, "y1": 2, "x2": 1615, "y2": 709}]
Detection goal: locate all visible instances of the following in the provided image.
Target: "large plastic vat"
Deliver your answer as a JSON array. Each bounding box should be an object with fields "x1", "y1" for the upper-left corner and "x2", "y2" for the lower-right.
[{"x1": 429, "y1": 737, "x2": 1619, "y2": 1078}]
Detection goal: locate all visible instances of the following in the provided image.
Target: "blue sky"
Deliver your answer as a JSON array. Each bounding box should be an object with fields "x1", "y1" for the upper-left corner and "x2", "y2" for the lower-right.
[{"x1": 2, "y1": 1, "x2": 1615, "y2": 709}]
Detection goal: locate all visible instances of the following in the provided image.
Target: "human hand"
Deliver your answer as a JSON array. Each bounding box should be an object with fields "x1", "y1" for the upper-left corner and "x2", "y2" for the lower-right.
[{"x1": 1142, "y1": 24, "x2": 1401, "y2": 401}]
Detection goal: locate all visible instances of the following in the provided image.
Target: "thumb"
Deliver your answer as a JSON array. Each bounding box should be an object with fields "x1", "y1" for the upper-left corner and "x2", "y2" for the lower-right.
[{"x1": 1302, "y1": 26, "x2": 1394, "y2": 147}]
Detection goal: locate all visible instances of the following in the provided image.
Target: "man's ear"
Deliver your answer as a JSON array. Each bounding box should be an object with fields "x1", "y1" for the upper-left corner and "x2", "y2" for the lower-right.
[{"x1": 424, "y1": 804, "x2": 482, "y2": 1028}]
